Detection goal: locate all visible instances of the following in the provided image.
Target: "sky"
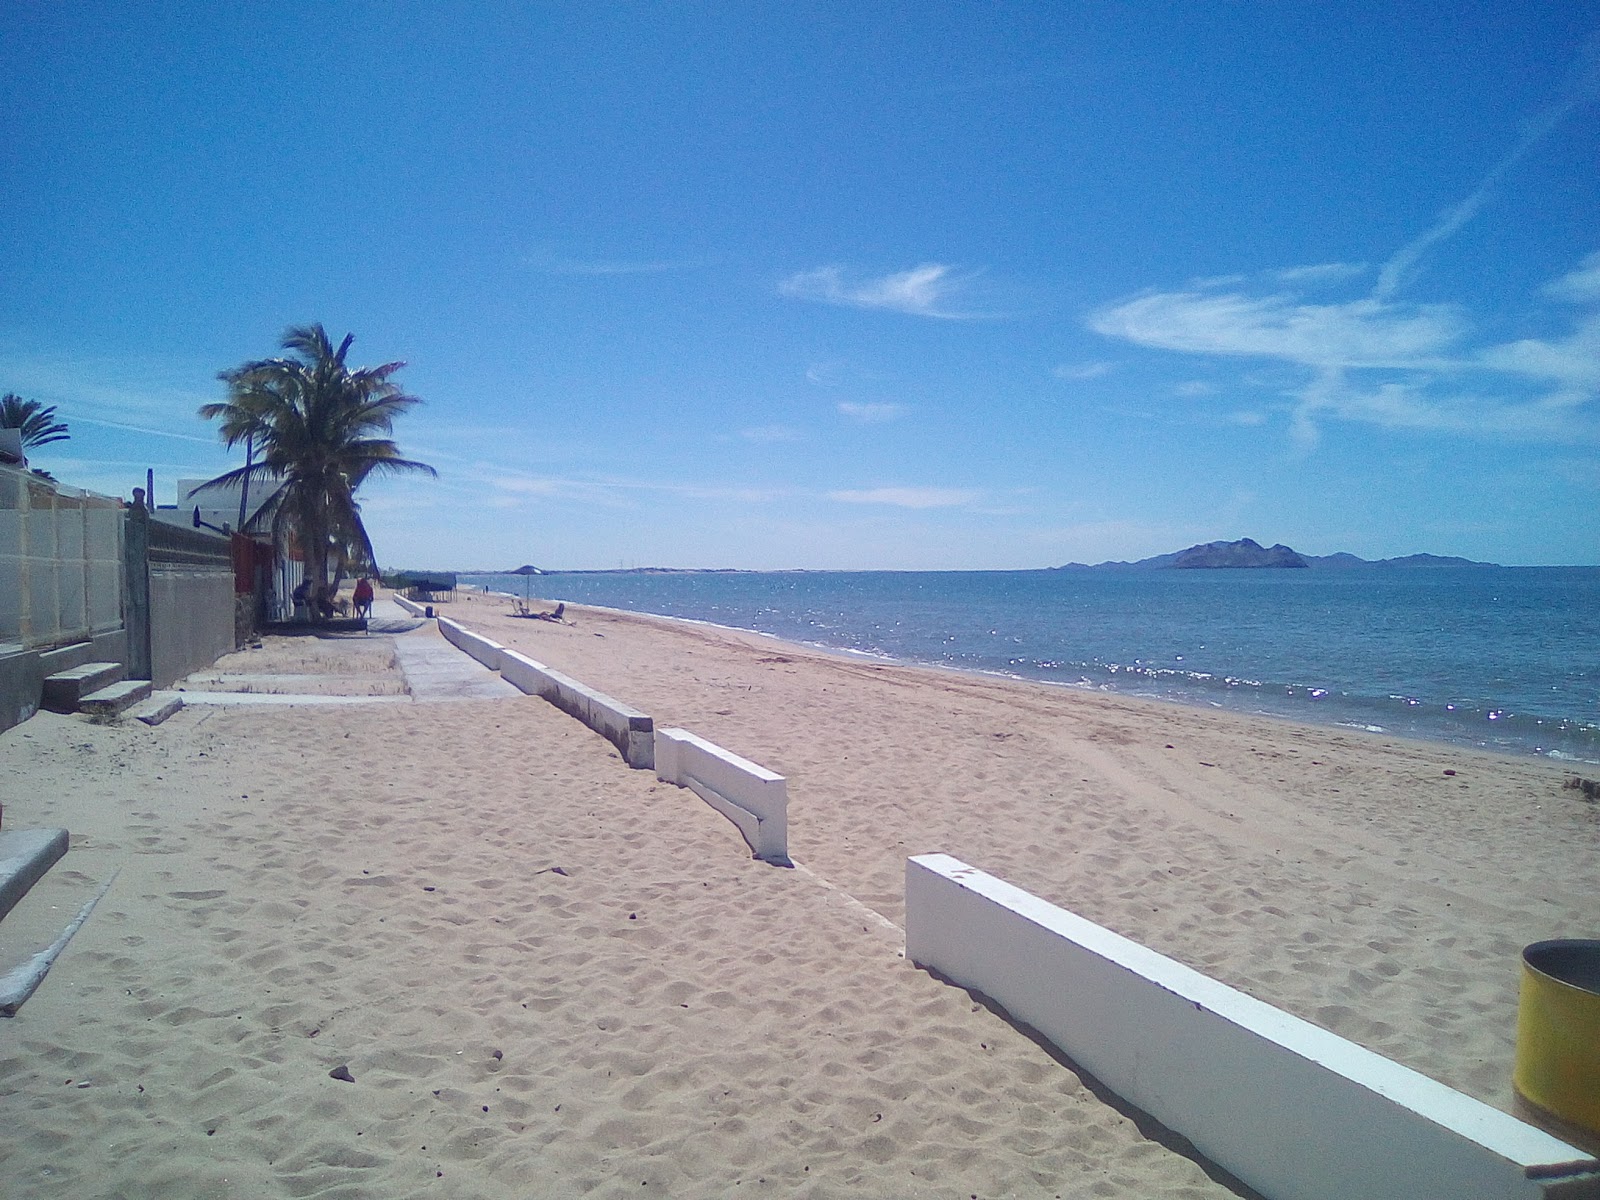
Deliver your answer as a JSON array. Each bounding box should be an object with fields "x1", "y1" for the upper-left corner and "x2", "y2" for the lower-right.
[{"x1": 3, "y1": 2, "x2": 1598, "y2": 570}]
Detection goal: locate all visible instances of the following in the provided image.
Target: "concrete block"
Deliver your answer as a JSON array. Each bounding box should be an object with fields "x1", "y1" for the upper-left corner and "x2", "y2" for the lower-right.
[
  {"x1": 133, "y1": 692, "x2": 184, "y2": 726},
  {"x1": 903, "y1": 853, "x2": 1600, "y2": 1200},
  {"x1": 655, "y1": 727, "x2": 790, "y2": 865},
  {"x1": 0, "y1": 828, "x2": 69, "y2": 923}
]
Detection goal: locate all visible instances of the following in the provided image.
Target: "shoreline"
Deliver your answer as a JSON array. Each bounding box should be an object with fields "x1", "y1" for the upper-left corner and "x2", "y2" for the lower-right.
[
  {"x1": 446, "y1": 587, "x2": 1599, "y2": 1121},
  {"x1": 4, "y1": 597, "x2": 1595, "y2": 1194},
  {"x1": 463, "y1": 584, "x2": 1600, "y2": 767}
]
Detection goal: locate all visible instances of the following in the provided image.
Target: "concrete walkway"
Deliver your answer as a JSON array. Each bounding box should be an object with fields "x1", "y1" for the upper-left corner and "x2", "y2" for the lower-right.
[
  {"x1": 169, "y1": 598, "x2": 520, "y2": 706},
  {"x1": 390, "y1": 631, "x2": 522, "y2": 702}
]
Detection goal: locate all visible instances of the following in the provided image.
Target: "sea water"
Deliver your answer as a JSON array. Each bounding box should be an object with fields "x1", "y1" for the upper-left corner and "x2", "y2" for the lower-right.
[{"x1": 461, "y1": 567, "x2": 1600, "y2": 764}]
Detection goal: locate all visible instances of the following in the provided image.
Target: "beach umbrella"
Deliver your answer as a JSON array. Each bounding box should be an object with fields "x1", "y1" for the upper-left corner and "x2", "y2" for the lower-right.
[{"x1": 509, "y1": 563, "x2": 540, "y2": 602}]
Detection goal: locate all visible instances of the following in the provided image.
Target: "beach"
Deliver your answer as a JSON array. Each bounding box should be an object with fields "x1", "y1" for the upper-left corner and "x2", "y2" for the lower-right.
[{"x1": 1, "y1": 596, "x2": 1595, "y2": 1197}]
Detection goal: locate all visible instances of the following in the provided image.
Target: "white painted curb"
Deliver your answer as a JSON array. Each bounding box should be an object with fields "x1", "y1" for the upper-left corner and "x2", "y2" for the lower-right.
[
  {"x1": 904, "y1": 854, "x2": 1600, "y2": 1200},
  {"x1": 437, "y1": 617, "x2": 506, "y2": 672},
  {"x1": 655, "y1": 727, "x2": 790, "y2": 866},
  {"x1": 498, "y1": 650, "x2": 654, "y2": 769}
]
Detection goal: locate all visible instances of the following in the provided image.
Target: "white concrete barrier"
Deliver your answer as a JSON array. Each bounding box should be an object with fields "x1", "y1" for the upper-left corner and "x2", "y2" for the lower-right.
[
  {"x1": 392, "y1": 595, "x2": 427, "y2": 616},
  {"x1": 904, "y1": 854, "x2": 1600, "y2": 1200},
  {"x1": 654, "y1": 727, "x2": 790, "y2": 866},
  {"x1": 495, "y1": 648, "x2": 551, "y2": 696},
  {"x1": 498, "y1": 650, "x2": 654, "y2": 769},
  {"x1": 437, "y1": 617, "x2": 505, "y2": 672}
]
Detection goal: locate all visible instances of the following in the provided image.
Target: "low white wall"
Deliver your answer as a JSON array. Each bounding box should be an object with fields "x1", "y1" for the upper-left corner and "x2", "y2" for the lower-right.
[
  {"x1": 437, "y1": 617, "x2": 505, "y2": 672},
  {"x1": 904, "y1": 854, "x2": 1599, "y2": 1200},
  {"x1": 495, "y1": 648, "x2": 549, "y2": 695},
  {"x1": 498, "y1": 649, "x2": 653, "y2": 769},
  {"x1": 654, "y1": 727, "x2": 790, "y2": 866},
  {"x1": 392, "y1": 594, "x2": 427, "y2": 616}
]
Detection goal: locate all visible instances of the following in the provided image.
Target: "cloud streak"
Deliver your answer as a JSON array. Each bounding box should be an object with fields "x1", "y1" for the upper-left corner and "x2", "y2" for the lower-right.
[
  {"x1": 780, "y1": 263, "x2": 979, "y2": 318},
  {"x1": 1090, "y1": 289, "x2": 1465, "y2": 370},
  {"x1": 837, "y1": 401, "x2": 908, "y2": 423},
  {"x1": 827, "y1": 486, "x2": 980, "y2": 509},
  {"x1": 1092, "y1": 260, "x2": 1600, "y2": 448},
  {"x1": 1374, "y1": 57, "x2": 1600, "y2": 300},
  {"x1": 1088, "y1": 71, "x2": 1600, "y2": 449}
]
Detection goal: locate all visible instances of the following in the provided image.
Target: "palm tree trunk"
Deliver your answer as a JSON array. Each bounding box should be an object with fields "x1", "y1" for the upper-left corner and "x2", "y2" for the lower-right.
[{"x1": 238, "y1": 435, "x2": 253, "y2": 529}]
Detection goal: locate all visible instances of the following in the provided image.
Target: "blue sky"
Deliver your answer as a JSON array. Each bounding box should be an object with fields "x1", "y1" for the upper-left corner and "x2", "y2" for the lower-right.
[{"x1": 3, "y1": 2, "x2": 1597, "y2": 569}]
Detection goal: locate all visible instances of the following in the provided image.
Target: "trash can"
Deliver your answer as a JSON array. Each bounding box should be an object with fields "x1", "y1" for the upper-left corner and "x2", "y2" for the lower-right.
[
  {"x1": 1515, "y1": 939, "x2": 1600, "y2": 1137},
  {"x1": 425, "y1": 605, "x2": 434, "y2": 618}
]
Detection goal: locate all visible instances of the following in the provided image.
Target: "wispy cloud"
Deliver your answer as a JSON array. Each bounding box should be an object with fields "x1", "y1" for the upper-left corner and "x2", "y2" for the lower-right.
[
  {"x1": 0, "y1": 347, "x2": 221, "y2": 429},
  {"x1": 827, "y1": 486, "x2": 980, "y2": 509},
  {"x1": 1373, "y1": 62, "x2": 1600, "y2": 300},
  {"x1": 1545, "y1": 250, "x2": 1600, "y2": 304},
  {"x1": 1478, "y1": 312, "x2": 1600, "y2": 391},
  {"x1": 739, "y1": 424, "x2": 802, "y2": 444},
  {"x1": 837, "y1": 401, "x2": 908, "y2": 423},
  {"x1": 1090, "y1": 287, "x2": 1464, "y2": 370},
  {"x1": 1053, "y1": 361, "x2": 1115, "y2": 380},
  {"x1": 70, "y1": 414, "x2": 220, "y2": 445},
  {"x1": 1089, "y1": 71, "x2": 1600, "y2": 449},
  {"x1": 780, "y1": 263, "x2": 980, "y2": 319},
  {"x1": 485, "y1": 470, "x2": 788, "y2": 507},
  {"x1": 1093, "y1": 261, "x2": 1600, "y2": 449}
]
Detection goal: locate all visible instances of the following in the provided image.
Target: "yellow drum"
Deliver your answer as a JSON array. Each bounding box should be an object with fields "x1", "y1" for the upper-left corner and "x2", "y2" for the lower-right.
[{"x1": 1515, "y1": 939, "x2": 1600, "y2": 1137}]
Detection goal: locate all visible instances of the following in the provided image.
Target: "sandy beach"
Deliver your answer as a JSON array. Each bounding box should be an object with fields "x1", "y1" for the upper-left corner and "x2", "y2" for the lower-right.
[{"x1": 2, "y1": 593, "x2": 1596, "y2": 1197}]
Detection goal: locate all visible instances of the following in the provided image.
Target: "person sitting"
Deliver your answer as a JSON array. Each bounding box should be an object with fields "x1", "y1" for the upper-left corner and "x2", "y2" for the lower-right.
[
  {"x1": 314, "y1": 582, "x2": 336, "y2": 621},
  {"x1": 291, "y1": 578, "x2": 311, "y2": 622},
  {"x1": 352, "y1": 577, "x2": 374, "y2": 619}
]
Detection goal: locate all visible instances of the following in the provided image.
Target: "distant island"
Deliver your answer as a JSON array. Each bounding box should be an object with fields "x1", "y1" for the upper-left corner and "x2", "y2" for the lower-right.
[{"x1": 1054, "y1": 537, "x2": 1499, "y2": 571}]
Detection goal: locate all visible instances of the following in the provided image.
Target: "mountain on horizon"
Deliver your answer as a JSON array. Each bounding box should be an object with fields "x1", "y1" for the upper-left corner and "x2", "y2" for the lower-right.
[{"x1": 1054, "y1": 538, "x2": 1500, "y2": 570}]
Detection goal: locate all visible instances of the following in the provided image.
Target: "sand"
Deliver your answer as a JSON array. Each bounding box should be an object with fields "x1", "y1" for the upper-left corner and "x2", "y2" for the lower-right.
[{"x1": 1, "y1": 593, "x2": 1595, "y2": 1197}]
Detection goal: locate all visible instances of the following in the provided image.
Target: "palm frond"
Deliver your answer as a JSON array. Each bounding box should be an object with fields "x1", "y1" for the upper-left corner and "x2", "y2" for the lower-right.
[{"x1": 1, "y1": 393, "x2": 70, "y2": 449}]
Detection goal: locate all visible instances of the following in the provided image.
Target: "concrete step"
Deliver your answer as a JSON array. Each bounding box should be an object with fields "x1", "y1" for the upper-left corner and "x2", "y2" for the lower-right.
[
  {"x1": 79, "y1": 680, "x2": 154, "y2": 720},
  {"x1": 0, "y1": 829, "x2": 69, "y2": 924},
  {"x1": 37, "y1": 641, "x2": 95, "y2": 676},
  {"x1": 41, "y1": 662, "x2": 125, "y2": 713},
  {"x1": 131, "y1": 692, "x2": 184, "y2": 726}
]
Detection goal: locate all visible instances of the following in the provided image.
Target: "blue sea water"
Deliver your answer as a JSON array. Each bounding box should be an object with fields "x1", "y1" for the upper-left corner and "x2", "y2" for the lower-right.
[{"x1": 462, "y1": 567, "x2": 1600, "y2": 763}]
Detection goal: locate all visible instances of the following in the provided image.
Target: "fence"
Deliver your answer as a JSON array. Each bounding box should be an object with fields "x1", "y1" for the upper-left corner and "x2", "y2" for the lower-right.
[
  {"x1": 1, "y1": 468, "x2": 258, "y2": 731},
  {"x1": 0, "y1": 469, "x2": 124, "y2": 653},
  {"x1": 0, "y1": 468, "x2": 129, "y2": 731}
]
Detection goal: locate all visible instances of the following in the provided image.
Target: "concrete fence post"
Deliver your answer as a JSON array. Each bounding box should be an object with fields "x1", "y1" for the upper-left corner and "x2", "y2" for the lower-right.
[{"x1": 122, "y1": 504, "x2": 151, "y2": 680}]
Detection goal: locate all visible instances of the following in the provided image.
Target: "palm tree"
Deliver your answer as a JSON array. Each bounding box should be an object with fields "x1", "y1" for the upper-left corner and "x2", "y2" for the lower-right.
[
  {"x1": 0, "y1": 393, "x2": 70, "y2": 449},
  {"x1": 198, "y1": 324, "x2": 436, "y2": 597}
]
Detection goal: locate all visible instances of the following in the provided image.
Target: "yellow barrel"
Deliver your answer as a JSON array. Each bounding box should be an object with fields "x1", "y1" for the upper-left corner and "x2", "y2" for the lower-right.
[{"x1": 1515, "y1": 939, "x2": 1600, "y2": 1136}]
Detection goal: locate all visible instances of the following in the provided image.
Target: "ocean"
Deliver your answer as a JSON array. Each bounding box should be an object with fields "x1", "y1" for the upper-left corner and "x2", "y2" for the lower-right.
[{"x1": 460, "y1": 567, "x2": 1600, "y2": 764}]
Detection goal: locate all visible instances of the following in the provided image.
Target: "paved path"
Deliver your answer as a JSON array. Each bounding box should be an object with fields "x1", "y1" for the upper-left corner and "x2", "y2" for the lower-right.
[
  {"x1": 390, "y1": 631, "x2": 522, "y2": 701},
  {"x1": 170, "y1": 599, "x2": 521, "y2": 706}
]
